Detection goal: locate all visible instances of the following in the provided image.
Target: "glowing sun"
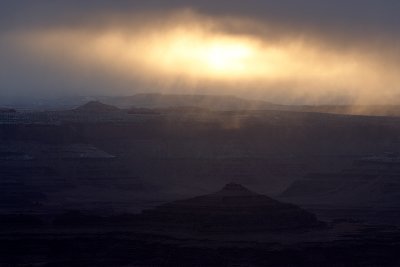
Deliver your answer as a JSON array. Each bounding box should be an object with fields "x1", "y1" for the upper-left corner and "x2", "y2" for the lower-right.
[{"x1": 202, "y1": 42, "x2": 253, "y2": 73}]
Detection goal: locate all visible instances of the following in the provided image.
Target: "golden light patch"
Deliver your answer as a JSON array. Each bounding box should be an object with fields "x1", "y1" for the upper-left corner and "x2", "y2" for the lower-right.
[
  {"x1": 200, "y1": 42, "x2": 252, "y2": 73},
  {"x1": 18, "y1": 27, "x2": 367, "y2": 83},
  {"x1": 142, "y1": 30, "x2": 261, "y2": 79}
]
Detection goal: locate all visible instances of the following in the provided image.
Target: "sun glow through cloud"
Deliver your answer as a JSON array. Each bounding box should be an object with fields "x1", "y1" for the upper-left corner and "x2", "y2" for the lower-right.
[
  {"x1": 200, "y1": 42, "x2": 253, "y2": 73},
  {"x1": 7, "y1": 10, "x2": 400, "y2": 104},
  {"x1": 141, "y1": 30, "x2": 263, "y2": 79}
]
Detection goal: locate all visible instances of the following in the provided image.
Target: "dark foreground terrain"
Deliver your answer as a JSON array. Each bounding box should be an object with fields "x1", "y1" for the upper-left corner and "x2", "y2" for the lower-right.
[
  {"x1": 2, "y1": 101, "x2": 400, "y2": 266},
  {"x1": 1, "y1": 222, "x2": 400, "y2": 266}
]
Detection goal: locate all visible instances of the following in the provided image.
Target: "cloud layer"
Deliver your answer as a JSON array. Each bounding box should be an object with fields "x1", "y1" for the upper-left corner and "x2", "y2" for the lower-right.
[{"x1": 1, "y1": 1, "x2": 400, "y2": 104}]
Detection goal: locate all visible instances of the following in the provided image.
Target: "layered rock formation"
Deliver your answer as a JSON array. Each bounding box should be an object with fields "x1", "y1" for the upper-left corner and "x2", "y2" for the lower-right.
[
  {"x1": 281, "y1": 153, "x2": 400, "y2": 207},
  {"x1": 139, "y1": 183, "x2": 322, "y2": 232}
]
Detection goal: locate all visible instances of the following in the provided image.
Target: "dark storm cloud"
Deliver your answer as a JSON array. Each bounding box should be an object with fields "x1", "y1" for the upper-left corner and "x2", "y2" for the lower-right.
[
  {"x1": 1, "y1": 0, "x2": 399, "y2": 62},
  {"x1": 2, "y1": 0, "x2": 400, "y2": 34}
]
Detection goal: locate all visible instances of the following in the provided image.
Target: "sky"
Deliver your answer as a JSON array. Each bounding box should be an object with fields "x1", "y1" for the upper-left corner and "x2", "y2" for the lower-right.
[{"x1": 1, "y1": 0, "x2": 400, "y2": 104}]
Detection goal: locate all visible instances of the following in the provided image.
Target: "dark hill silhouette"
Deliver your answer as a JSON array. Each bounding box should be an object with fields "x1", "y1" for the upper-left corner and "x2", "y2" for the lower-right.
[
  {"x1": 75, "y1": 101, "x2": 120, "y2": 112},
  {"x1": 139, "y1": 183, "x2": 323, "y2": 232}
]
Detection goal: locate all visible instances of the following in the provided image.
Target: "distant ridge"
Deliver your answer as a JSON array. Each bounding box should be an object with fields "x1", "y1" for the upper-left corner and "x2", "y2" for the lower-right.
[
  {"x1": 6, "y1": 94, "x2": 400, "y2": 117},
  {"x1": 75, "y1": 101, "x2": 120, "y2": 112},
  {"x1": 99, "y1": 93, "x2": 282, "y2": 111},
  {"x1": 295, "y1": 105, "x2": 400, "y2": 117}
]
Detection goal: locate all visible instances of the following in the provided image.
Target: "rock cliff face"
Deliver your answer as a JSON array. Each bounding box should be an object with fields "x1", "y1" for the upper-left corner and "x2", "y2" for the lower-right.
[
  {"x1": 281, "y1": 154, "x2": 400, "y2": 208},
  {"x1": 139, "y1": 183, "x2": 322, "y2": 232}
]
